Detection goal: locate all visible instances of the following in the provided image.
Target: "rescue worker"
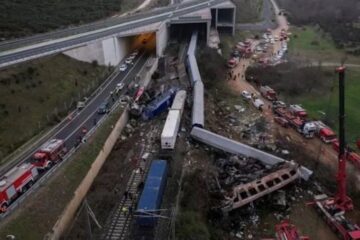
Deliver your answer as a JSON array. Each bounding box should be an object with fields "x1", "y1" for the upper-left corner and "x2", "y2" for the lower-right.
[
  {"x1": 122, "y1": 206, "x2": 128, "y2": 214},
  {"x1": 81, "y1": 126, "x2": 87, "y2": 135}
]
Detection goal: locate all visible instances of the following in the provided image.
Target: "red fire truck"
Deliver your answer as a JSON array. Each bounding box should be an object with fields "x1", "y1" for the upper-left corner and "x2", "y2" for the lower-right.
[
  {"x1": 0, "y1": 163, "x2": 39, "y2": 212},
  {"x1": 32, "y1": 139, "x2": 67, "y2": 170}
]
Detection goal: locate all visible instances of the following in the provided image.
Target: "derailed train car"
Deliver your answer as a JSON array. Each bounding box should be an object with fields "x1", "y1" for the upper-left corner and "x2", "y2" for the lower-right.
[
  {"x1": 185, "y1": 31, "x2": 204, "y2": 128},
  {"x1": 136, "y1": 160, "x2": 168, "y2": 227}
]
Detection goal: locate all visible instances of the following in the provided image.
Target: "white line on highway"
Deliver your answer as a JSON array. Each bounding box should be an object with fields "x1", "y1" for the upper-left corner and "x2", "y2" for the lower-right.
[
  {"x1": 0, "y1": 1, "x2": 211, "y2": 56},
  {"x1": 64, "y1": 52, "x2": 146, "y2": 142}
]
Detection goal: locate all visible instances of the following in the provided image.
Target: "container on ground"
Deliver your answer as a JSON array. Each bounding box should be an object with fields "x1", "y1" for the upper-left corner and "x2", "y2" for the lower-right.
[
  {"x1": 136, "y1": 160, "x2": 168, "y2": 227},
  {"x1": 161, "y1": 110, "x2": 181, "y2": 150}
]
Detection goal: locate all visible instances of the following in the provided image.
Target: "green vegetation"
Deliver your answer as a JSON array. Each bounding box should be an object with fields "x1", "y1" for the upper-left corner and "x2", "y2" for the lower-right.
[
  {"x1": 285, "y1": 26, "x2": 360, "y2": 146},
  {"x1": 298, "y1": 68, "x2": 360, "y2": 147},
  {"x1": 278, "y1": 0, "x2": 360, "y2": 54},
  {"x1": 0, "y1": 107, "x2": 124, "y2": 239},
  {"x1": 233, "y1": 0, "x2": 263, "y2": 23},
  {"x1": 176, "y1": 169, "x2": 210, "y2": 240},
  {"x1": 0, "y1": 54, "x2": 108, "y2": 160},
  {"x1": 288, "y1": 26, "x2": 360, "y2": 63},
  {"x1": 0, "y1": 0, "x2": 144, "y2": 39},
  {"x1": 177, "y1": 211, "x2": 210, "y2": 240}
]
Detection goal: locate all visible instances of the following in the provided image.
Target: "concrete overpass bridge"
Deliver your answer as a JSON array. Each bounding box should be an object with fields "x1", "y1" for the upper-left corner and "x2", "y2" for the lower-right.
[{"x1": 0, "y1": 0, "x2": 236, "y2": 68}]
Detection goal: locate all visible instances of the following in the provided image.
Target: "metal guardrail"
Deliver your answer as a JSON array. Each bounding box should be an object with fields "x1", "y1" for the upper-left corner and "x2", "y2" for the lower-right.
[
  {"x1": 0, "y1": 96, "x2": 125, "y2": 220},
  {"x1": 0, "y1": 68, "x2": 116, "y2": 176}
]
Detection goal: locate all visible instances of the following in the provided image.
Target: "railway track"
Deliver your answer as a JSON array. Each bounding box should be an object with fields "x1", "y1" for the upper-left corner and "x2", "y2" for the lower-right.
[{"x1": 101, "y1": 124, "x2": 161, "y2": 240}]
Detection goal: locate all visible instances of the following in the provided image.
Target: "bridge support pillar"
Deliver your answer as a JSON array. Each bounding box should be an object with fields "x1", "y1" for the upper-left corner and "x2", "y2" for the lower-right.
[
  {"x1": 64, "y1": 37, "x2": 129, "y2": 66},
  {"x1": 212, "y1": 1, "x2": 236, "y2": 36},
  {"x1": 102, "y1": 37, "x2": 128, "y2": 66},
  {"x1": 156, "y1": 22, "x2": 169, "y2": 57}
]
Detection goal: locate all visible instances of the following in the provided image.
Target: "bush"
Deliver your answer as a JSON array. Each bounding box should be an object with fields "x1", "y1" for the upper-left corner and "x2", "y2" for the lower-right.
[
  {"x1": 310, "y1": 40, "x2": 319, "y2": 45},
  {"x1": 0, "y1": 0, "x2": 124, "y2": 39},
  {"x1": 197, "y1": 47, "x2": 226, "y2": 90},
  {"x1": 176, "y1": 211, "x2": 210, "y2": 240},
  {"x1": 277, "y1": 0, "x2": 360, "y2": 50}
]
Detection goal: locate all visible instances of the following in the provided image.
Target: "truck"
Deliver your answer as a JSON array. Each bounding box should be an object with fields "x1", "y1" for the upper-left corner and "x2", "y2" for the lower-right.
[
  {"x1": 161, "y1": 110, "x2": 181, "y2": 150},
  {"x1": 313, "y1": 121, "x2": 337, "y2": 143},
  {"x1": 318, "y1": 128, "x2": 337, "y2": 143},
  {"x1": 289, "y1": 118, "x2": 316, "y2": 138},
  {"x1": 136, "y1": 160, "x2": 168, "y2": 227},
  {"x1": 273, "y1": 105, "x2": 315, "y2": 138},
  {"x1": 260, "y1": 85, "x2": 277, "y2": 101},
  {"x1": 0, "y1": 163, "x2": 39, "y2": 212},
  {"x1": 289, "y1": 104, "x2": 307, "y2": 119},
  {"x1": 31, "y1": 139, "x2": 67, "y2": 170},
  {"x1": 142, "y1": 88, "x2": 177, "y2": 120}
]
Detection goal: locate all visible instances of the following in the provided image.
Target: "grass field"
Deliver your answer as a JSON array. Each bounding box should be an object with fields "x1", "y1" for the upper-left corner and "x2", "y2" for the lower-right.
[
  {"x1": 0, "y1": 0, "x2": 144, "y2": 39},
  {"x1": 0, "y1": 54, "x2": 108, "y2": 160},
  {"x1": 288, "y1": 26, "x2": 360, "y2": 64},
  {"x1": 295, "y1": 68, "x2": 360, "y2": 147},
  {"x1": 0, "y1": 107, "x2": 124, "y2": 240},
  {"x1": 286, "y1": 26, "x2": 360, "y2": 147},
  {"x1": 233, "y1": 0, "x2": 264, "y2": 23}
]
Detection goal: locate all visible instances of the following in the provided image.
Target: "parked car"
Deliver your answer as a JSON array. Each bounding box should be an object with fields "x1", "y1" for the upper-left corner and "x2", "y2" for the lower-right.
[
  {"x1": 241, "y1": 90, "x2": 252, "y2": 101},
  {"x1": 125, "y1": 58, "x2": 133, "y2": 65},
  {"x1": 115, "y1": 82, "x2": 125, "y2": 94},
  {"x1": 119, "y1": 64, "x2": 127, "y2": 72},
  {"x1": 76, "y1": 97, "x2": 88, "y2": 110},
  {"x1": 130, "y1": 50, "x2": 139, "y2": 57},
  {"x1": 98, "y1": 101, "x2": 110, "y2": 114},
  {"x1": 253, "y1": 98, "x2": 264, "y2": 110}
]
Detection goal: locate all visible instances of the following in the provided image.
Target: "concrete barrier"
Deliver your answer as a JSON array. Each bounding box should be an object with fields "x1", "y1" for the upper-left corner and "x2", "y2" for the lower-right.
[{"x1": 47, "y1": 106, "x2": 129, "y2": 240}]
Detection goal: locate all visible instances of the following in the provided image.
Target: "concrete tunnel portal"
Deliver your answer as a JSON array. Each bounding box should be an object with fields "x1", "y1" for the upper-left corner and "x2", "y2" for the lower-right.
[
  {"x1": 64, "y1": 32, "x2": 158, "y2": 66},
  {"x1": 169, "y1": 23, "x2": 208, "y2": 43}
]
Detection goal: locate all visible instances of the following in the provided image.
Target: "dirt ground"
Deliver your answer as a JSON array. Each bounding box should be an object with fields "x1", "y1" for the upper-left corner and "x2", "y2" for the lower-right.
[
  {"x1": 213, "y1": 4, "x2": 360, "y2": 239},
  {"x1": 65, "y1": 50, "x2": 191, "y2": 239}
]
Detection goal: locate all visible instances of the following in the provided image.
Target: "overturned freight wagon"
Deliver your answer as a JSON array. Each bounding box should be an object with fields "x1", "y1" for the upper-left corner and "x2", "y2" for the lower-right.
[{"x1": 136, "y1": 160, "x2": 168, "y2": 227}]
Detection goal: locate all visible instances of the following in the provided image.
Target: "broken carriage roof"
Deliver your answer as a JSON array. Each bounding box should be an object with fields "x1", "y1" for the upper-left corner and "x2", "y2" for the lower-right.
[{"x1": 190, "y1": 127, "x2": 313, "y2": 180}]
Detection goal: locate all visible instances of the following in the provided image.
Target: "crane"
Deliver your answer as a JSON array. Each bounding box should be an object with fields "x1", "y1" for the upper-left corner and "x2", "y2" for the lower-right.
[{"x1": 313, "y1": 66, "x2": 360, "y2": 240}]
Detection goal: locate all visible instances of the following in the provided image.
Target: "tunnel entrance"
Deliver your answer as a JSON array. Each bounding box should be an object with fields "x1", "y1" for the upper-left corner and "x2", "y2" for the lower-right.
[
  {"x1": 127, "y1": 32, "x2": 157, "y2": 55},
  {"x1": 169, "y1": 22, "x2": 208, "y2": 43}
]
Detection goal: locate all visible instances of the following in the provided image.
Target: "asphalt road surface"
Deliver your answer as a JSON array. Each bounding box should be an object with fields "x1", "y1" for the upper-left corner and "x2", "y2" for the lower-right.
[
  {"x1": 0, "y1": 0, "x2": 209, "y2": 51},
  {"x1": 0, "y1": 50, "x2": 149, "y2": 176},
  {"x1": 0, "y1": 0, "x2": 227, "y2": 68}
]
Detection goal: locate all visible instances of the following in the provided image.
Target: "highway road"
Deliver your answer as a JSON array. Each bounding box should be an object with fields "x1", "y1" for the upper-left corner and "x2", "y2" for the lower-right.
[
  {"x1": 0, "y1": 0, "x2": 227, "y2": 68},
  {"x1": 0, "y1": 0, "x2": 207, "y2": 51},
  {"x1": 0, "y1": 50, "x2": 149, "y2": 177}
]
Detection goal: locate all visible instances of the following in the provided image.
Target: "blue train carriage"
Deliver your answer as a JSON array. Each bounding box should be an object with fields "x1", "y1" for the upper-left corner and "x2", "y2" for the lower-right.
[
  {"x1": 136, "y1": 160, "x2": 168, "y2": 227},
  {"x1": 142, "y1": 88, "x2": 177, "y2": 120}
]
